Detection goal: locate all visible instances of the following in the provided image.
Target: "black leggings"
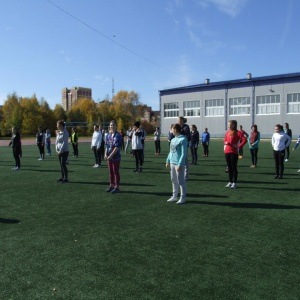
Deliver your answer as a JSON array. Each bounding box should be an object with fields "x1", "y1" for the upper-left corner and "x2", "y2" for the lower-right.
[
  {"x1": 155, "y1": 140, "x2": 161, "y2": 154},
  {"x1": 58, "y1": 151, "x2": 69, "y2": 179},
  {"x1": 133, "y1": 149, "x2": 143, "y2": 169},
  {"x1": 250, "y1": 148, "x2": 258, "y2": 166},
  {"x1": 13, "y1": 148, "x2": 21, "y2": 168},
  {"x1": 225, "y1": 153, "x2": 239, "y2": 183},
  {"x1": 273, "y1": 150, "x2": 285, "y2": 177}
]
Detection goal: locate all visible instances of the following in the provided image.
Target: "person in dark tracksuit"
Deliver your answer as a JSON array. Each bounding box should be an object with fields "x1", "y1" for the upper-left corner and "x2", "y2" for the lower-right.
[
  {"x1": 9, "y1": 127, "x2": 21, "y2": 171},
  {"x1": 36, "y1": 126, "x2": 45, "y2": 160},
  {"x1": 56, "y1": 120, "x2": 69, "y2": 184},
  {"x1": 190, "y1": 125, "x2": 199, "y2": 165}
]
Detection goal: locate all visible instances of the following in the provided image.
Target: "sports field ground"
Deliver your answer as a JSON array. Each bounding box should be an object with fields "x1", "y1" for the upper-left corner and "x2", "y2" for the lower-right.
[{"x1": 1, "y1": 140, "x2": 299, "y2": 299}]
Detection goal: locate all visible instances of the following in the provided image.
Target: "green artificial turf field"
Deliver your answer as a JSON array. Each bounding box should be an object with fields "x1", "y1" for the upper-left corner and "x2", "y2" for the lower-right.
[{"x1": 0, "y1": 140, "x2": 299, "y2": 299}]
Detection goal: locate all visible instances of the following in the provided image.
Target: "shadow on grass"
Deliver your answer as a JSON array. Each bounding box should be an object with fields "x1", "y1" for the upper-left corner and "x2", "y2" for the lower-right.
[
  {"x1": 186, "y1": 200, "x2": 300, "y2": 209},
  {"x1": 0, "y1": 218, "x2": 21, "y2": 224}
]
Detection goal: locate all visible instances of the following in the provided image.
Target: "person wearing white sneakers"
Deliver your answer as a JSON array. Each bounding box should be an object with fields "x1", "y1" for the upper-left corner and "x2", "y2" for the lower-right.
[
  {"x1": 224, "y1": 120, "x2": 247, "y2": 189},
  {"x1": 166, "y1": 124, "x2": 188, "y2": 204},
  {"x1": 91, "y1": 125, "x2": 102, "y2": 168}
]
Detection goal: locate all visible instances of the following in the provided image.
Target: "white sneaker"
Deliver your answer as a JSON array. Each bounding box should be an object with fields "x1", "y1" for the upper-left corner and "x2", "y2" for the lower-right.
[
  {"x1": 38, "y1": 158, "x2": 43, "y2": 161},
  {"x1": 231, "y1": 183, "x2": 236, "y2": 189},
  {"x1": 11, "y1": 167, "x2": 16, "y2": 170},
  {"x1": 176, "y1": 198, "x2": 186, "y2": 204},
  {"x1": 93, "y1": 164, "x2": 98, "y2": 168},
  {"x1": 285, "y1": 159, "x2": 289, "y2": 162},
  {"x1": 167, "y1": 197, "x2": 178, "y2": 202},
  {"x1": 297, "y1": 169, "x2": 300, "y2": 173},
  {"x1": 225, "y1": 182, "x2": 232, "y2": 188},
  {"x1": 14, "y1": 167, "x2": 20, "y2": 171}
]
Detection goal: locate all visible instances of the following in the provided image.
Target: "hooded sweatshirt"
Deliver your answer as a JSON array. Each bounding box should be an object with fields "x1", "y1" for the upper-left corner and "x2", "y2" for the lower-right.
[{"x1": 166, "y1": 135, "x2": 187, "y2": 166}]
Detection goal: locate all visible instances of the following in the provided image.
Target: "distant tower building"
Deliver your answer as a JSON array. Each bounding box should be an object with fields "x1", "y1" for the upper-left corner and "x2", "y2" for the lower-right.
[{"x1": 61, "y1": 87, "x2": 92, "y2": 111}]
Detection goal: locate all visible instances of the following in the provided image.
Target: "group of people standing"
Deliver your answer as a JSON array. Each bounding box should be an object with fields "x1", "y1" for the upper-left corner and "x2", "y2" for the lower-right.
[{"x1": 8, "y1": 118, "x2": 296, "y2": 204}]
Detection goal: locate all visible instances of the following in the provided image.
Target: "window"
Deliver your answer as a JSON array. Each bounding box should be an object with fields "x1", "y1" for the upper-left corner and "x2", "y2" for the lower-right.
[
  {"x1": 205, "y1": 99, "x2": 224, "y2": 116},
  {"x1": 287, "y1": 93, "x2": 300, "y2": 113},
  {"x1": 256, "y1": 95, "x2": 280, "y2": 114},
  {"x1": 229, "y1": 97, "x2": 250, "y2": 115},
  {"x1": 183, "y1": 100, "x2": 200, "y2": 117},
  {"x1": 164, "y1": 102, "x2": 179, "y2": 118}
]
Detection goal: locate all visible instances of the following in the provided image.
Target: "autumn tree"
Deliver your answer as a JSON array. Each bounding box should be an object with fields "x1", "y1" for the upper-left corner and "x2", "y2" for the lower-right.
[
  {"x1": 1, "y1": 92, "x2": 23, "y2": 136},
  {"x1": 53, "y1": 104, "x2": 67, "y2": 122}
]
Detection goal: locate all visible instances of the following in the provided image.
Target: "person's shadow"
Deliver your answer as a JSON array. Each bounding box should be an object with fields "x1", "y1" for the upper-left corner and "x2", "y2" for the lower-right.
[{"x1": 0, "y1": 218, "x2": 21, "y2": 224}]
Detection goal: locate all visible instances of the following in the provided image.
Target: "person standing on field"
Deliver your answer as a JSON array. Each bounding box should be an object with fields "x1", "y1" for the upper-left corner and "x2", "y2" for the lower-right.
[
  {"x1": 9, "y1": 127, "x2": 21, "y2": 171},
  {"x1": 56, "y1": 120, "x2": 69, "y2": 183},
  {"x1": 166, "y1": 124, "x2": 188, "y2": 204},
  {"x1": 224, "y1": 120, "x2": 247, "y2": 189},
  {"x1": 272, "y1": 124, "x2": 291, "y2": 179},
  {"x1": 91, "y1": 125, "x2": 102, "y2": 168},
  {"x1": 71, "y1": 127, "x2": 79, "y2": 158},
  {"x1": 201, "y1": 127, "x2": 210, "y2": 157},
  {"x1": 105, "y1": 120, "x2": 122, "y2": 193},
  {"x1": 284, "y1": 123, "x2": 292, "y2": 162},
  {"x1": 36, "y1": 126, "x2": 45, "y2": 160},
  {"x1": 154, "y1": 126, "x2": 161, "y2": 155}
]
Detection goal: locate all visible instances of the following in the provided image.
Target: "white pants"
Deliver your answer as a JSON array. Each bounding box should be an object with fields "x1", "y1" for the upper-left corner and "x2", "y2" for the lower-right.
[{"x1": 170, "y1": 164, "x2": 186, "y2": 199}]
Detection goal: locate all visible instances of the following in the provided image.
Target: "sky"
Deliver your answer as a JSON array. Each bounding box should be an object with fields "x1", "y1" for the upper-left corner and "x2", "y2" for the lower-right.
[{"x1": 1, "y1": 0, "x2": 299, "y2": 111}]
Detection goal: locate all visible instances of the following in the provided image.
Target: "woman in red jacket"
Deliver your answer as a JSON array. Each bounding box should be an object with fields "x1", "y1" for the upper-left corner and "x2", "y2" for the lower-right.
[{"x1": 224, "y1": 120, "x2": 247, "y2": 188}]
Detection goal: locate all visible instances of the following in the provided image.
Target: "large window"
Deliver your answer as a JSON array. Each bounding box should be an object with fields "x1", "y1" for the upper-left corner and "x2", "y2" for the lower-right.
[
  {"x1": 256, "y1": 95, "x2": 280, "y2": 114},
  {"x1": 229, "y1": 97, "x2": 250, "y2": 115},
  {"x1": 183, "y1": 100, "x2": 200, "y2": 117},
  {"x1": 205, "y1": 99, "x2": 224, "y2": 116},
  {"x1": 164, "y1": 102, "x2": 179, "y2": 118},
  {"x1": 287, "y1": 93, "x2": 300, "y2": 113}
]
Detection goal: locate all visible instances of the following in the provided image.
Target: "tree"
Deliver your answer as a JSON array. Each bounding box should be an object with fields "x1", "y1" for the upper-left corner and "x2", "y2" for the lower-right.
[
  {"x1": 53, "y1": 104, "x2": 67, "y2": 122},
  {"x1": 20, "y1": 95, "x2": 43, "y2": 135},
  {"x1": 1, "y1": 92, "x2": 23, "y2": 136}
]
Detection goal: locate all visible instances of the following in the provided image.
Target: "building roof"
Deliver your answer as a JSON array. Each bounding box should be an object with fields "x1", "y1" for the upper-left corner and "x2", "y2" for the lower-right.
[{"x1": 159, "y1": 72, "x2": 300, "y2": 95}]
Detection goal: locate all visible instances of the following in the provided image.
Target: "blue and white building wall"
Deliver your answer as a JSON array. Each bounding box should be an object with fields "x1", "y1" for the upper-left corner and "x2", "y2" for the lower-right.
[{"x1": 159, "y1": 72, "x2": 300, "y2": 138}]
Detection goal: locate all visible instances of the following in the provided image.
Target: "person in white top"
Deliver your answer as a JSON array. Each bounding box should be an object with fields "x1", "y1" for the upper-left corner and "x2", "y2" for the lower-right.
[
  {"x1": 271, "y1": 124, "x2": 291, "y2": 179},
  {"x1": 91, "y1": 125, "x2": 102, "y2": 168}
]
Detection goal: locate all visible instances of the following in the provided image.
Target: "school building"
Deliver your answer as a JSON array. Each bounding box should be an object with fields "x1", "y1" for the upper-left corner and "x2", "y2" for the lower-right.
[{"x1": 159, "y1": 72, "x2": 300, "y2": 138}]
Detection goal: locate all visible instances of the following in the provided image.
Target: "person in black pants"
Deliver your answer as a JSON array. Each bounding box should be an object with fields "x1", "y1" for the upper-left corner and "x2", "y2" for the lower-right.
[
  {"x1": 272, "y1": 124, "x2": 291, "y2": 179},
  {"x1": 284, "y1": 123, "x2": 292, "y2": 162},
  {"x1": 190, "y1": 125, "x2": 199, "y2": 165},
  {"x1": 9, "y1": 127, "x2": 21, "y2": 171},
  {"x1": 36, "y1": 126, "x2": 45, "y2": 160},
  {"x1": 56, "y1": 120, "x2": 69, "y2": 183}
]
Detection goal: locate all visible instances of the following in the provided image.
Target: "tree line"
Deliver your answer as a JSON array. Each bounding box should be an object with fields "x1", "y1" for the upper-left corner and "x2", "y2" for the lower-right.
[{"x1": 0, "y1": 90, "x2": 159, "y2": 137}]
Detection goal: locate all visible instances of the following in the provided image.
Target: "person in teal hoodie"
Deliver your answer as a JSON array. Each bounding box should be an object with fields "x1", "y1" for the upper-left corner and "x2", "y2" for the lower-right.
[
  {"x1": 248, "y1": 124, "x2": 260, "y2": 168},
  {"x1": 166, "y1": 124, "x2": 188, "y2": 204}
]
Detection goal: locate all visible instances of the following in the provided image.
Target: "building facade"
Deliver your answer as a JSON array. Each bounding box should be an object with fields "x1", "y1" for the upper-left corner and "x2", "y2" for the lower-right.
[
  {"x1": 62, "y1": 87, "x2": 92, "y2": 111},
  {"x1": 159, "y1": 72, "x2": 300, "y2": 138}
]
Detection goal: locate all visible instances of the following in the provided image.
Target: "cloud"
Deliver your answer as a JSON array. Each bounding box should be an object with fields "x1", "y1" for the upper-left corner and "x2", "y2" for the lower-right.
[
  {"x1": 196, "y1": 0, "x2": 248, "y2": 17},
  {"x1": 188, "y1": 30, "x2": 226, "y2": 54},
  {"x1": 280, "y1": 0, "x2": 293, "y2": 48},
  {"x1": 59, "y1": 50, "x2": 71, "y2": 63}
]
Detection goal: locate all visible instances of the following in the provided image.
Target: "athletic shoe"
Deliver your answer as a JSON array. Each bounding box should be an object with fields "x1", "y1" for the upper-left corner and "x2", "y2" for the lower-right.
[
  {"x1": 167, "y1": 197, "x2": 177, "y2": 202},
  {"x1": 278, "y1": 176, "x2": 283, "y2": 179},
  {"x1": 176, "y1": 198, "x2": 186, "y2": 204},
  {"x1": 138, "y1": 168, "x2": 143, "y2": 173},
  {"x1": 14, "y1": 167, "x2": 20, "y2": 171},
  {"x1": 225, "y1": 182, "x2": 232, "y2": 188},
  {"x1": 274, "y1": 175, "x2": 279, "y2": 179},
  {"x1": 231, "y1": 183, "x2": 236, "y2": 189},
  {"x1": 111, "y1": 188, "x2": 120, "y2": 193},
  {"x1": 61, "y1": 179, "x2": 69, "y2": 184},
  {"x1": 297, "y1": 169, "x2": 300, "y2": 173},
  {"x1": 38, "y1": 158, "x2": 43, "y2": 161},
  {"x1": 93, "y1": 164, "x2": 98, "y2": 168},
  {"x1": 57, "y1": 178, "x2": 64, "y2": 182},
  {"x1": 11, "y1": 167, "x2": 16, "y2": 170},
  {"x1": 105, "y1": 187, "x2": 114, "y2": 192},
  {"x1": 285, "y1": 159, "x2": 289, "y2": 162},
  {"x1": 133, "y1": 169, "x2": 139, "y2": 172}
]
